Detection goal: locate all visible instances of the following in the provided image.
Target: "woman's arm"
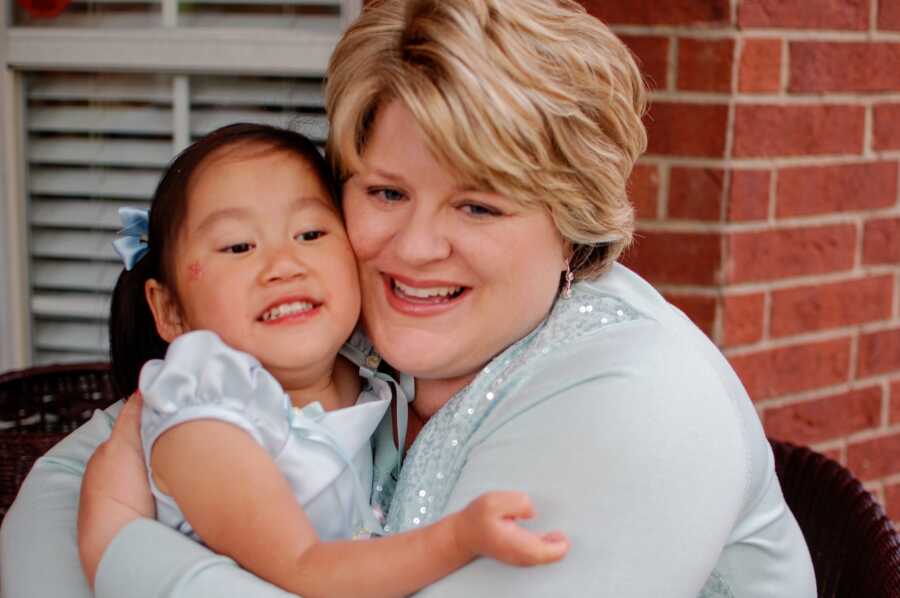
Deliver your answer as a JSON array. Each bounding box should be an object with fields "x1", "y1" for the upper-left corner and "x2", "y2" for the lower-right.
[
  {"x1": 414, "y1": 350, "x2": 747, "y2": 597},
  {"x1": 148, "y1": 418, "x2": 567, "y2": 598},
  {"x1": 0, "y1": 403, "x2": 119, "y2": 598}
]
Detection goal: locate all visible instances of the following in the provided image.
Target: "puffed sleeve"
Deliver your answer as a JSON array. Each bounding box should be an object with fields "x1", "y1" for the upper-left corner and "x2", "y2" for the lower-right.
[{"x1": 140, "y1": 330, "x2": 290, "y2": 465}]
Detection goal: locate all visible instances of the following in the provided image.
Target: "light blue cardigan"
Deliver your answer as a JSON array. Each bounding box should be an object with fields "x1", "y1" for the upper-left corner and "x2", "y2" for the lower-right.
[{"x1": 0, "y1": 264, "x2": 816, "y2": 597}]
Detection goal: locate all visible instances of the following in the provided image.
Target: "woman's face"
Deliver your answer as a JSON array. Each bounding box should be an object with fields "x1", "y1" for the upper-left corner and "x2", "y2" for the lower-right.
[{"x1": 342, "y1": 101, "x2": 566, "y2": 386}]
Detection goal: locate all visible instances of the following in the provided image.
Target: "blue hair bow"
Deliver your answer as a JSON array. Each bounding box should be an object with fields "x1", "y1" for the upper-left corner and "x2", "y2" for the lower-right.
[{"x1": 112, "y1": 207, "x2": 150, "y2": 271}]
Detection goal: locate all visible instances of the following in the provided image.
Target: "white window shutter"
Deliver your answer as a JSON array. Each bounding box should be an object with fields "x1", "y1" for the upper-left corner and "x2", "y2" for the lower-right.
[{"x1": 27, "y1": 72, "x2": 172, "y2": 364}]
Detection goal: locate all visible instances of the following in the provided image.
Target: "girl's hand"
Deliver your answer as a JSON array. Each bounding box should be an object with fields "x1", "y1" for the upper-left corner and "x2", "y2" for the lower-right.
[
  {"x1": 78, "y1": 393, "x2": 155, "y2": 587},
  {"x1": 453, "y1": 491, "x2": 570, "y2": 566}
]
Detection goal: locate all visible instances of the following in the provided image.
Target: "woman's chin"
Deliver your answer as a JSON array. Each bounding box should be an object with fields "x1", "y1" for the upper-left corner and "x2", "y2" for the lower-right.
[{"x1": 374, "y1": 333, "x2": 482, "y2": 381}]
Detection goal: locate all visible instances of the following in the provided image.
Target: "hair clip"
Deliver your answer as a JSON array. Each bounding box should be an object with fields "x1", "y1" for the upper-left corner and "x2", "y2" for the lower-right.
[{"x1": 112, "y1": 207, "x2": 150, "y2": 271}]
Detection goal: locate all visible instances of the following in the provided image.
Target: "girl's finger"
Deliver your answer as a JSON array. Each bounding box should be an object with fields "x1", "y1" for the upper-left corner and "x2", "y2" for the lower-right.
[
  {"x1": 490, "y1": 491, "x2": 535, "y2": 520},
  {"x1": 511, "y1": 528, "x2": 570, "y2": 565}
]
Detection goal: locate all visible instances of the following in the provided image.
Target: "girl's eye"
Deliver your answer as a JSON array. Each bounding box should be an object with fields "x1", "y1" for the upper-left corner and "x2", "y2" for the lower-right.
[
  {"x1": 460, "y1": 202, "x2": 502, "y2": 217},
  {"x1": 369, "y1": 187, "x2": 406, "y2": 203},
  {"x1": 221, "y1": 242, "x2": 254, "y2": 254},
  {"x1": 296, "y1": 230, "x2": 326, "y2": 242}
]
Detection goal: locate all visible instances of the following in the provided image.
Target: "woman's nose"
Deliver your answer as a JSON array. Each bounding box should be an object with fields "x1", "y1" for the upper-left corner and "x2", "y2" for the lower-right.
[
  {"x1": 391, "y1": 207, "x2": 452, "y2": 266},
  {"x1": 259, "y1": 244, "x2": 306, "y2": 284}
]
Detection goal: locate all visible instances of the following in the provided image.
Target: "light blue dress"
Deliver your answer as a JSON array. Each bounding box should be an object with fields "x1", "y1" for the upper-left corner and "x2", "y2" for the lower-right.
[
  {"x1": 139, "y1": 331, "x2": 391, "y2": 543},
  {"x1": 1, "y1": 264, "x2": 817, "y2": 598}
]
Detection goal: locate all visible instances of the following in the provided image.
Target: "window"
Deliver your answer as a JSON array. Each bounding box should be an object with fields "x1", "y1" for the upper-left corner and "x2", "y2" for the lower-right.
[{"x1": 0, "y1": 0, "x2": 360, "y2": 369}]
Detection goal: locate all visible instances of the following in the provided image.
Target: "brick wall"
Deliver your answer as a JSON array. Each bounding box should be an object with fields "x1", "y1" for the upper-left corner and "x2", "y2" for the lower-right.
[{"x1": 580, "y1": 0, "x2": 900, "y2": 524}]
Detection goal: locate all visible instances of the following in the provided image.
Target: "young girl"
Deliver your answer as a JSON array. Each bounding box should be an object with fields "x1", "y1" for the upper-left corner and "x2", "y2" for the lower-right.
[{"x1": 79, "y1": 123, "x2": 569, "y2": 597}]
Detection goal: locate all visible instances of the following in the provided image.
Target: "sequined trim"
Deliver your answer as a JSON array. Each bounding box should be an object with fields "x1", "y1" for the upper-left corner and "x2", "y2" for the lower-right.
[{"x1": 697, "y1": 570, "x2": 736, "y2": 598}]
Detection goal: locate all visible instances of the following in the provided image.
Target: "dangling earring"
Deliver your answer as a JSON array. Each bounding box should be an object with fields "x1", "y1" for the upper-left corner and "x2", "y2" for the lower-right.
[{"x1": 562, "y1": 258, "x2": 574, "y2": 299}]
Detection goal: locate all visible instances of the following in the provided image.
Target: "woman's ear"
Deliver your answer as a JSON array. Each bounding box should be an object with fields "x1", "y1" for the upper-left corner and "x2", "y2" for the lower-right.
[{"x1": 145, "y1": 279, "x2": 185, "y2": 343}]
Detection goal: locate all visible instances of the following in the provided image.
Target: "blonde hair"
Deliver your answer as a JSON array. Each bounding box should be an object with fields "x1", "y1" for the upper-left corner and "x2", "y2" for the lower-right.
[{"x1": 326, "y1": 0, "x2": 647, "y2": 279}]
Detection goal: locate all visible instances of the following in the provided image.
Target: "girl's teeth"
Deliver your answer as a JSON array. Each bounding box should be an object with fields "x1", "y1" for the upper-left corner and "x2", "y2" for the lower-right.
[
  {"x1": 393, "y1": 280, "x2": 463, "y2": 299},
  {"x1": 262, "y1": 301, "x2": 313, "y2": 321}
]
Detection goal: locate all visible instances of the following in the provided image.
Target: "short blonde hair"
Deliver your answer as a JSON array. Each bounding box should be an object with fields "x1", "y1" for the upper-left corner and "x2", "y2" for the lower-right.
[{"x1": 326, "y1": 0, "x2": 647, "y2": 279}]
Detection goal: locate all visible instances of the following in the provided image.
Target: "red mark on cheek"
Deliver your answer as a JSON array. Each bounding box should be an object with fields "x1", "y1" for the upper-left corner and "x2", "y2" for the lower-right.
[{"x1": 187, "y1": 262, "x2": 203, "y2": 281}]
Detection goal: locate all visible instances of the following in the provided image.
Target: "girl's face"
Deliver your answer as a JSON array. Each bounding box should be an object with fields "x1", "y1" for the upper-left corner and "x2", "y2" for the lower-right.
[
  {"x1": 151, "y1": 145, "x2": 360, "y2": 388},
  {"x1": 342, "y1": 101, "x2": 566, "y2": 389}
]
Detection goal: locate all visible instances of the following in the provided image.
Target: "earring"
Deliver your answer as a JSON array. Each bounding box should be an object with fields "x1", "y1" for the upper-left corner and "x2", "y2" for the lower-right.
[{"x1": 563, "y1": 259, "x2": 574, "y2": 299}]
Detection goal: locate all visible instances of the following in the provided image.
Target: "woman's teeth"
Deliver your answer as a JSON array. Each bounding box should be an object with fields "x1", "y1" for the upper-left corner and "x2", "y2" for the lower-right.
[
  {"x1": 393, "y1": 280, "x2": 463, "y2": 300},
  {"x1": 261, "y1": 301, "x2": 314, "y2": 321}
]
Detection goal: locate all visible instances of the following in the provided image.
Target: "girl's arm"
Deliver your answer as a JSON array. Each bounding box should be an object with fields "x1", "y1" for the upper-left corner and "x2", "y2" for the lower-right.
[{"x1": 147, "y1": 418, "x2": 568, "y2": 598}]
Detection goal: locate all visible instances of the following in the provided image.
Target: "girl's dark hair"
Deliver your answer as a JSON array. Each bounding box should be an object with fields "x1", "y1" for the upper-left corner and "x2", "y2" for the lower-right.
[{"x1": 109, "y1": 123, "x2": 337, "y2": 397}]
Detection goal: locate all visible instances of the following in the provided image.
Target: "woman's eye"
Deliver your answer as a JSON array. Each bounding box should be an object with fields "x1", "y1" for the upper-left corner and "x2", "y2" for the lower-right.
[
  {"x1": 296, "y1": 230, "x2": 326, "y2": 242},
  {"x1": 221, "y1": 242, "x2": 254, "y2": 254},
  {"x1": 460, "y1": 203, "x2": 501, "y2": 217},
  {"x1": 369, "y1": 187, "x2": 406, "y2": 203}
]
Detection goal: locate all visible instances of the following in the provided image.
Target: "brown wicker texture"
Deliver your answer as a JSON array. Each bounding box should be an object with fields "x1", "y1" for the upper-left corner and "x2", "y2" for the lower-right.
[
  {"x1": 0, "y1": 362, "x2": 118, "y2": 521},
  {"x1": 770, "y1": 439, "x2": 900, "y2": 598}
]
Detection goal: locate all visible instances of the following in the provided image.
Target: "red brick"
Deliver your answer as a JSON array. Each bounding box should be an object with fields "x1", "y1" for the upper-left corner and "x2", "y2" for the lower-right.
[
  {"x1": 645, "y1": 102, "x2": 729, "y2": 157},
  {"x1": 820, "y1": 447, "x2": 844, "y2": 463},
  {"x1": 727, "y1": 224, "x2": 856, "y2": 283},
  {"x1": 668, "y1": 167, "x2": 724, "y2": 221},
  {"x1": 665, "y1": 293, "x2": 717, "y2": 337},
  {"x1": 891, "y1": 379, "x2": 900, "y2": 424},
  {"x1": 886, "y1": 482, "x2": 900, "y2": 522},
  {"x1": 733, "y1": 105, "x2": 865, "y2": 158},
  {"x1": 848, "y1": 432, "x2": 900, "y2": 480},
  {"x1": 722, "y1": 292, "x2": 765, "y2": 347},
  {"x1": 863, "y1": 218, "x2": 900, "y2": 265},
  {"x1": 858, "y1": 327, "x2": 900, "y2": 378},
  {"x1": 629, "y1": 163, "x2": 660, "y2": 219},
  {"x1": 620, "y1": 36, "x2": 670, "y2": 90},
  {"x1": 729, "y1": 337, "x2": 852, "y2": 400},
  {"x1": 739, "y1": 38, "x2": 782, "y2": 93},
  {"x1": 770, "y1": 275, "x2": 894, "y2": 337},
  {"x1": 790, "y1": 42, "x2": 900, "y2": 93},
  {"x1": 764, "y1": 386, "x2": 883, "y2": 444},
  {"x1": 879, "y1": 0, "x2": 900, "y2": 31},
  {"x1": 677, "y1": 38, "x2": 734, "y2": 93},
  {"x1": 621, "y1": 230, "x2": 721, "y2": 285},
  {"x1": 728, "y1": 170, "x2": 771, "y2": 221},
  {"x1": 776, "y1": 162, "x2": 899, "y2": 217},
  {"x1": 582, "y1": 0, "x2": 730, "y2": 26},
  {"x1": 874, "y1": 103, "x2": 900, "y2": 150},
  {"x1": 739, "y1": 0, "x2": 869, "y2": 30}
]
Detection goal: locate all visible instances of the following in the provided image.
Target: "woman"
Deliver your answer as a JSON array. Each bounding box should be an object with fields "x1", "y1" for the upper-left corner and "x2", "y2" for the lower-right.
[{"x1": 1, "y1": 1, "x2": 816, "y2": 596}]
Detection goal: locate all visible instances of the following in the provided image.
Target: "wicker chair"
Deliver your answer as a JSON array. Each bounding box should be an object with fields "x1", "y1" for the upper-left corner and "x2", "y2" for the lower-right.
[
  {"x1": 0, "y1": 362, "x2": 118, "y2": 520},
  {"x1": 770, "y1": 439, "x2": 900, "y2": 598}
]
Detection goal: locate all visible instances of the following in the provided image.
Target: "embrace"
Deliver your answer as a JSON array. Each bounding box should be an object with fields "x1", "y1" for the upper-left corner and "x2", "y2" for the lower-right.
[{"x1": 1, "y1": 1, "x2": 816, "y2": 596}]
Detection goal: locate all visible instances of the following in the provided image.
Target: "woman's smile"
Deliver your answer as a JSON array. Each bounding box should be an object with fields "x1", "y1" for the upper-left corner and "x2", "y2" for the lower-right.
[{"x1": 382, "y1": 273, "x2": 470, "y2": 315}]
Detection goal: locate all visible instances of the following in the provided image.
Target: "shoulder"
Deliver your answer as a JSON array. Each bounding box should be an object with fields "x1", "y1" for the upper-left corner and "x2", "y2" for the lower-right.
[
  {"x1": 475, "y1": 264, "x2": 765, "y2": 495},
  {"x1": 139, "y1": 331, "x2": 290, "y2": 456}
]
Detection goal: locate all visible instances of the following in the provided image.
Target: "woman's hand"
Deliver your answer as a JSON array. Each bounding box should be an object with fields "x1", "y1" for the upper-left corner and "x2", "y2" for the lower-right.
[
  {"x1": 453, "y1": 491, "x2": 570, "y2": 566},
  {"x1": 78, "y1": 393, "x2": 155, "y2": 588}
]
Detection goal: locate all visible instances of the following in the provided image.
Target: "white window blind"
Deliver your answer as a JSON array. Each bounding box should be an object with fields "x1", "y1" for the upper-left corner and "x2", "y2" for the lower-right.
[{"x1": 26, "y1": 71, "x2": 328, "y2": 364}]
